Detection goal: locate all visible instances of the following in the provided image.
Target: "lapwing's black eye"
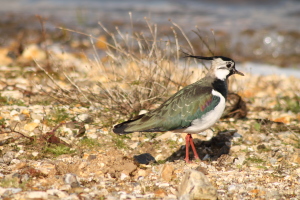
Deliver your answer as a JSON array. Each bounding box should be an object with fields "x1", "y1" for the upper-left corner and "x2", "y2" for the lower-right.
[{"x1": 226, "y1": 63, "x2": 231, "y2": 68}]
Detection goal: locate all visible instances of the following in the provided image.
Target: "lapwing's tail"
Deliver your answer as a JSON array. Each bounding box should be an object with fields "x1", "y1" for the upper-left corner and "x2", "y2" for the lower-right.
[
  {"x1": 113, "y1": 121, "x2": 132, "y2": 135},
  {"x1": 113, "y1": 115, "x2": 144, "y2": 134}
]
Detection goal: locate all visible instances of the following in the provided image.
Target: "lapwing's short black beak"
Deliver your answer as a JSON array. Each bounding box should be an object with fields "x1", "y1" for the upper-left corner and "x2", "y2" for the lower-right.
[{"x1": 234, "y1": 69, "x2": 244, "y2": 76}]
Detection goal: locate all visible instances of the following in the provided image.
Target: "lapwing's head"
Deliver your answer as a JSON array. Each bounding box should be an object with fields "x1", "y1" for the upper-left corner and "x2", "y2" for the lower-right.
[
  {"x1": 211, "y1": 56, "x2": 244, "y2": 80},
  {"x1": 184, "y1": 53, "x2": 244, "y2": 80}
]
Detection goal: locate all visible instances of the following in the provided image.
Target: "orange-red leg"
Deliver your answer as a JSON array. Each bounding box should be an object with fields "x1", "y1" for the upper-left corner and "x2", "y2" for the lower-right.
[
  {"x1": 189, "y1": 134, "x2": 200, "y2": 160},
  {"x1": 185, "y1": 134, "x2": 191, "y2": 162},
  {"x1": 184, "y1": 134, "x2": 200, "y2": 163}
]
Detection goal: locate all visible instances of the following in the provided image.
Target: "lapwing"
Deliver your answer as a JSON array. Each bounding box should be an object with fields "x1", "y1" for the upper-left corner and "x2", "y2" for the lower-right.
[{"x1": 113, "y1": 53, "x2": 244, "y2": 162}]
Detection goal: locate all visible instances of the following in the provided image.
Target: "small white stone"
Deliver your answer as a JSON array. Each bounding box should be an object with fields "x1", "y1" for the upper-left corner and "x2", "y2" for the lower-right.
[
  {"x1": 129, "y1": 142, "x2": 139, "y2": 149},
  {"x1": 10, "y1": 159, "x2": 21, "y2": 165},
  {"x1": 64, "y1": 173, "x2": 80, "y2": 187},
  {"x1": 68, "y1": 194, "x2": 80, "y2": 200},
  {"x1": 139, "y1": 110, "x2": 148, "y2": 115},
  {"x1": 76, "y1": 113, "x2": 90, "y2": 122},
  {"x1": 23, "y1": 122, "x2": 38, "y2": 132},
  {"x1": 26, "y1": 191, "x2": 48, "y2": 199},
  {"x1": 47, "y1": 189, "x2": 68, "y2": 198},
  {"x1": 157, "y1": 182, "x2": 170, "y2": 187},
  {"x1": 295, "y1": 167, "x2": 300, "y2": 175},
  {"x1": 2, "y1": 91, "x2": 23, "y2": 99},
  {"x1": 33, "y1": 119, "x2": 41, "y2": 123},
  {"x1": 31, "y1": 113, "x2": 44, "y2": 120},
  {"x1": 178, "y1": 170, "x2": 217, "y2": 200},
  {"x1": 178, "y1": 137, "x2": 184, "y2": 143},
  {"x1": 0, "y1": 188, "x2": 22, "y2": 195},
  {"x1": 13, "y1": 116, "x2": 21, "y2": 121},
  {"x1": 10, "y1": 110, "x2": 20, "y2": 116},
  {"x1": 228, "y1": 184, "x2": 236, "y2": 192},
  {"x1": 59, "y1": 184, "x2": 71, "y2": 191},
  {"x1": 248, "y1": 147, "x2": 254, "y2": 151},
  {"x1": 120, "y1": 173, "x2": 128, "y2": 180},
  {"x1": 155, "y1": 154, "x2": 163, "y2": 161},
  {"x1": 32, "y1": 152, "x2": 39, "y2": 157},
  {"x1": 231, "y1": 145, "x2": 241, "y2": 152},
  {"x1": 119, "y1": 192, "x2": 127, "y2": 200},
  {"x1": 155, "y1": 132, "x2": 174, "y2": 141},
  {"x1": 61, "y1": 127, "x2": 73, "y2": 136}
]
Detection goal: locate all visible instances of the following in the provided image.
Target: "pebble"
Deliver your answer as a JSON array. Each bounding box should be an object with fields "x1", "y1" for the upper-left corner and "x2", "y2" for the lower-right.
[
  {"x1": 32, "y1": 162, "x2": 57, "y2": 176},
  {"x1": 228, "y1": 184, "x2": 237, "y2": 192},
  {"x1": 59, "y1": 184, "x2": 72, "y2": 191},
  {"x1": 26, "y1": 191, "x2": 48, "y2": 199},
  {"x1": 1, "y1": 151, "x2": 15, "y2": 164},
  {"x1": 133, "y1": 153, "x2": 156, "y2": 165},
  {"x1": 10, "y1": 110, "x2": 20, "y2": 116},
  {"x1": 160, "y1": 163, "x2": 174, "y2": 182},
  {"x1": 23, "y1": 122, "x2": 39, "y2": 132},
  {"x1": 120, "y1": 173, "x2": 128, "y2": 180},
  {"x1": 0, "y1": 187, "x2": 22, "y2": 195},
  {"x1": 32, "y1": 152, "x2": 39, "y2": 157},
  {"x1": 129, "y1": 142, "x2": 139, "y2": 149},
  {"x1": 178, "y1": 170, "x2": 217, "y2": 200},
  {"x1": 10, "y1": 159, "x2": 21, "y2": 165},
  {"x1": 47, "y1": 189, "x2": 68, "y2": 198},
  {"x1": 155, "y1": 131, "x2": 178, "y2": 141},
  {"x1": 31, "y1": 113, "x2": 44, "y2": 121},
  {"x1": 64, "y1": 173, "x2": 81, "y2": 188},
  {"x1": 1, "y1": 90, "x2": 23, "y2": 99},
  {"x1": 18, "y1": 114, "x2": 28, "y2": 121},
  {"x1": 75, "y1": 113, "x2": 92, "y2": 122},
  {"x1": 1, "y1": 44, "x2": 300, "y2": 200},
  {"x1": 231, "y1": 145, "x2": 241, "y2": 152}
]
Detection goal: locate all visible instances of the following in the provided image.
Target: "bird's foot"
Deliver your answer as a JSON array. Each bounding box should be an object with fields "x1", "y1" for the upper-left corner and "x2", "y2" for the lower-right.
[{"x1": 184, "y1": 155, "x2": 201, "y2": 163}]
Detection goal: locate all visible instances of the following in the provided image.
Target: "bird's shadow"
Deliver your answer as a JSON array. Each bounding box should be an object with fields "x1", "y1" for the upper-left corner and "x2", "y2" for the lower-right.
[{"x1": 165, "y1": 130, "x2": 236, "y2": 162}]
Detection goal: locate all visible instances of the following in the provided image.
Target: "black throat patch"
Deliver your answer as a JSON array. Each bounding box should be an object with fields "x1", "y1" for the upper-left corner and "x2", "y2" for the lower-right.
[{"x1": 212, "y1": 79, "x2": 228, "y2": 99}]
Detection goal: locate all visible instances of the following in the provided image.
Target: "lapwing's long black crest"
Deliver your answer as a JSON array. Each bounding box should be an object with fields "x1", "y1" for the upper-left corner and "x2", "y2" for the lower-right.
[{"x1": 183, "y1": 52, "x2": 234, "y2": 62}]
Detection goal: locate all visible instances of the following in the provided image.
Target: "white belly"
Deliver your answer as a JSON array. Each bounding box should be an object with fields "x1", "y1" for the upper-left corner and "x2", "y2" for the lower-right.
[{"x1": 181, "y1": 89, "x2": 226, "y2": 133}]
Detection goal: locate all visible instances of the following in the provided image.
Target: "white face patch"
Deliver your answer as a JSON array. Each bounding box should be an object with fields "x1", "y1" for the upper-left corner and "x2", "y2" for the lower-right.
[
  {"x1": 212, "y1": 58, "x2": 232, "y2": 80},
  {"x1": 215, "y1": 68, "x2": 230, "y2": 80}
]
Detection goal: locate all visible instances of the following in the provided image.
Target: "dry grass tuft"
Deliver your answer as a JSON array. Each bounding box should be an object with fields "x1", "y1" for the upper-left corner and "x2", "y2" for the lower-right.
[
  {"x1": 36, "y1": 18, "x2": 211, "y2": 126},
  {"x1": 37, "y1": 19, "x2": 219, "y2": 126}
]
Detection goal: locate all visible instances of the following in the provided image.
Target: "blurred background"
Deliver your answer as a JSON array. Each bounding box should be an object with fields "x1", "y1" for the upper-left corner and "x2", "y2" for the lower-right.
[{"x1": 0, "y1": 0, "x2": 300, "y2": 74}]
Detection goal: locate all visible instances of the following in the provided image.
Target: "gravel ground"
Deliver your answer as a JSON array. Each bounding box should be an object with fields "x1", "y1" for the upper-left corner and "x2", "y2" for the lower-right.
[{"x1": 0, "y1": 39, "x2": 300, "y2": 200}]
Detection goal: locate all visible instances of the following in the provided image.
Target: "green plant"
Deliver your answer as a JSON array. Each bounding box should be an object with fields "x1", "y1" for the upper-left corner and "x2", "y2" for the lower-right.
[
  {"x1": 79, "y1": 137, "x2": 101, "y2": 148},
  {"x1": 0, "y1": 118, "x2": 5, "y2": 126},
  {"x1": 46, "y1": 106, "x2": 70, "y2": 125},
  {"x1": 112, "y1": 134, "x2": 130, "y2": 149},
  {"x1": 0, "y1": 95, "x2": 26, "y2": 106},
  {"x1": 246, "y1": 157, "x2": 265, "y2": 165},
  {"x1": 43, "y1": 144, "x2": 75, "y2": 157},
  {"x1": 0, "y1": 177, "x2": 19, "y2": 187},
  {"x1": 0, "y1": 177, "x2": 27, "y2": 189},
  {"x1": 275, "y1": 96, "x2": 300, "y2": 113},
  {"x1": 253, "y1": 122, "x2": 262, "y2": 132},
  {"x1": 166, "y1": 139, "x2": 179, "y2": 149}
]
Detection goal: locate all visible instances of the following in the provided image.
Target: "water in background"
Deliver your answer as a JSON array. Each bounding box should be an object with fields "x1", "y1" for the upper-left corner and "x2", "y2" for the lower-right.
[
  {"x1": 1, "y1": 0, "x2": 299, "y2": 31},
  {"x1": 1, "y1": 0, "x2": 300, "y2": 71}
]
